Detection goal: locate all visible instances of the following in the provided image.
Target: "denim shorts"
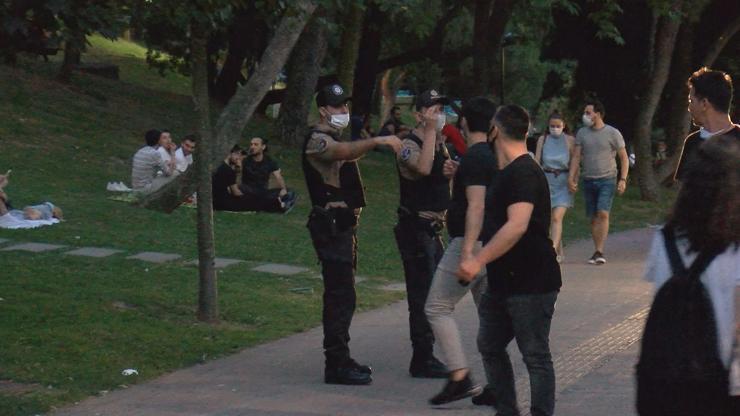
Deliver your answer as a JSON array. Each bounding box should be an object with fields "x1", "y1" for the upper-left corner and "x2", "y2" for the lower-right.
[{"x1": 583, "y1": 177, "x2": 616, "y2": 218}]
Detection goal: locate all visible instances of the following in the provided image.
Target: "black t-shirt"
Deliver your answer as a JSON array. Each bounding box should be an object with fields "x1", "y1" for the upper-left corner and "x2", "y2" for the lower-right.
[
  {"x1": 675, "y1": 126, "x2": 740, "y2": 181},
  {"x1": 242, "y1": 156, "x2": 279, "y2": 190},
  {"x1": 212, "y1": 162, "x2": 236, "y2": 207},
  {"x1": 447, "y1": 142, "x2": 498, "y2": 238},
  {"x1": 483, "y1": 154, "x2": 562, "y2": 295}
]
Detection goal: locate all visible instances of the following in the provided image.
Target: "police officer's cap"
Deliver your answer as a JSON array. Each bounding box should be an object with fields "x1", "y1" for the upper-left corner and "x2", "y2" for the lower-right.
[
  {"x1": 316, "y1": 84, "x2": 351, "y2": 107},
  {"x1": 415, "y1": 89, "x2": 449, "y2": 110}
]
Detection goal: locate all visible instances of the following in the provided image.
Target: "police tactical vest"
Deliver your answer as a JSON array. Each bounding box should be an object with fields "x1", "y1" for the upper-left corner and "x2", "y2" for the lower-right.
[
  {"x1": 398, "y1": 133, "x2": 451, "y2": 213},
  {"x1": 302, "y1": 128, "x2": 366, "y2": 209}
]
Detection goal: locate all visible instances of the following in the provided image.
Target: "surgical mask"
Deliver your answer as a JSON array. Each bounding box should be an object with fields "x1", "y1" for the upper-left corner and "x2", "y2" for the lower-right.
[
  {"x1": 582, "y1": 114, "x2": 594, "y2": 127},
  {"x1": 436, "y1": 114, "x2": 446, "y2": 131},
  {"x1": 329, "y1": 113, "x2": 350, "y2": 129},
  {"x1": 549, "y1": 127, "x2": 563, "y2": 136}
]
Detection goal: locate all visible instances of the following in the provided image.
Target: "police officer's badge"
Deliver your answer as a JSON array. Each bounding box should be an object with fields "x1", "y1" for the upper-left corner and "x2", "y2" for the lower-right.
[
  {"x1": 332, "y1": 85, "x2": 343, "y2": 95},
  {"x1": 400, "y1": 147, "x2": 412, "y2": 161}
]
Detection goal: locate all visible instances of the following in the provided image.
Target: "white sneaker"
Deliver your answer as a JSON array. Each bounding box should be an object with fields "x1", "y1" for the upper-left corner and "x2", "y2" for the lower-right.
[
  {"x1": 106, "y1": 182, "x2": 116, "y2": 191},
  {"x1": 116, "y1": 182, "x2": 131, "y2": 192}
]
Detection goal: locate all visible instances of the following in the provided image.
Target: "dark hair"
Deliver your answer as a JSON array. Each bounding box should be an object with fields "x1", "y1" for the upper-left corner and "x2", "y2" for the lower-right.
[
  {"x1": 462, "y1": 96, "x2": 497, "y2": 133},
  {"x1": 182, "y1": 134, "x2": 197, "y2": 143},
  {"x1": 145, "y1": 129, "x2": 162, "y2": 146},
  {"x1": 667, "y1": 134, "x2": 740, "y2": 253},
  {"x1": 584, "y1": 98, "x2": 605, "y2": 118},
  {"x1": 253, "y1": 137, "x2": 268, "y2": 152},
  {"x1": 493, "y1": 105, "x2": 530, "y2": 141},
  {"x1": 230, "y1": 144, "x2": 246, "y2": 155},
  {"x1": 688, "y1": 67, "x2": 734, "y2": 114},
  {"x1": 547, "y1": 111, "x2": 568, "y2": 133},
  {"x1": 391, "y1": 106, "x2": 400, "y2": 113}
]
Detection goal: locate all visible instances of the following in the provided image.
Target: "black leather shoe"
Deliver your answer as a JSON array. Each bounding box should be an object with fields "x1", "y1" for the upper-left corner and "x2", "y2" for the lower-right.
[
  {"x1": 325, "y1": 366, "x2": 372, "y2": 385},
  {"x1": 472, "y1": 385, "x2": 497, "y2": 406},
  {"x1": 409, "y1": 355, "x2": 448, "y2": 378},
  {"x1": 348, "y1": 358, "x2": 372, "y2": 374},
  {"x1": 429, "y1": 373, "x2": 482, "y2": 405}
]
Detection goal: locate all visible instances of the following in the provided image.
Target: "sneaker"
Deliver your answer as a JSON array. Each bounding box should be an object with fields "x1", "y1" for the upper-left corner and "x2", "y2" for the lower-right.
[
  {"x1": 325, "y1": 365, "x2": 372, "y2": 385},
  {"x1": 116, "y1": 182, "x2": 131, "y2": 192},
  {"x1": 588, "y1": 251, "x2": 606, "y2": 265},
  {"x1": 106, "y1": 182, "x2": 116, "y2": 191},
  {"x1": 347, "y1": 358, "x2": 372, "y2": 375},
  {"x1": 429, "y1": 373, "x2": 482, "y2": 405},
  {"x1": 410, "y1": 355, "x2": 448, "y2": 379},
  {"x1": 282, "y1": 193, "x2": 298, "y2": 214},
  {"x1": 471, "y1": 385, "x2": 497, "y2": 406}
]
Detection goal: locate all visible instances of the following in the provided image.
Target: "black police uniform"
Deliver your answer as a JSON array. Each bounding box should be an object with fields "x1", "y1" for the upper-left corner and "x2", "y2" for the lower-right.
[
  {"x1": 394, "y1": 132, "x2": 451, "y2": 370},
  {"x1": 302, "y1": 128, "x2": 367, "y2": 371}
]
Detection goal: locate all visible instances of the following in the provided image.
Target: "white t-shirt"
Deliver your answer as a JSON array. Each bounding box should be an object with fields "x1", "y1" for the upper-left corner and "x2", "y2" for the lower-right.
[
  {"x1": 644, "y1": 230, "x2": 740, "y2": 368},
  {"x1": 174, "y1": 148, "x2": 193, "y2": 173},
  {"x1": 157, "y1": 146, "x2": 172, "y2": 163}
]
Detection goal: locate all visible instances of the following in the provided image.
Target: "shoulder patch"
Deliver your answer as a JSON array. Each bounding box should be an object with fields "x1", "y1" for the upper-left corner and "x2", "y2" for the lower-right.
[{"x1": 400, "y1": 147, "x2": 412, "y2": 161}]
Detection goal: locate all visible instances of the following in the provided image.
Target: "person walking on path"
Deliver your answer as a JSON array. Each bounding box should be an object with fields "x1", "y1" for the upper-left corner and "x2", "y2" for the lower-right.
[
  {"x1": 425, "y1": 97, "x2": 498, "y2": 405},
  {"x1": 535, "y1": 112, "x2": 575, "y2": 263},
  {"x1": 395, "y1": 89, "x2": 452, "y2": 379},
  {"x1": 568, "y1": 99, "x2": 629, "y2": 265},
  {"x1": 675, "y1": 67, "x2": 739, "y2": 183},
  {"x1": 458, "y1": 104, "x2": 562, "y2": 416},
  {"x1": 302, "y1": 83, "x2": 402, "y2": 385},
  {"x1": 642, "y1": 134, "x2": 740, "y2": 415}
]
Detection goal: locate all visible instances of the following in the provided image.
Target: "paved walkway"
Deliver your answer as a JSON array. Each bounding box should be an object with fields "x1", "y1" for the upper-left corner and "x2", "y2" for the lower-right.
[{"x1": 48, "y1": 228, "x2": 655, "y2": 416}]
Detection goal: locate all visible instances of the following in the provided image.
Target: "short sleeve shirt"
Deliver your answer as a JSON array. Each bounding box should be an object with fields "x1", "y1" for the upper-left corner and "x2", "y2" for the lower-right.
[
  {"x1": 447, "y1": 142, "x2": 497, "y2": 238},
  {"x1": 397, "y1": 138, "x2": 424, "y2": 180},
  {"x1": 484, "y1": 155, "x2": 562, "y2": 295},
  {"x1": 305, "y1": 130, "x2": 344, "y2": 188},
  {"x1": 242, "y1": 156, "x2": 279, "y2": 190},
  {"x1": 131, "y1": 146, "x2": 168, "y2": 190},
  {"x1": 212, "y1": 162, "x2": 236, "y2": 206},
  {"x1": 675, "y1": 126, "x2": 740, "y2": 182},
  {"x1": 575, "y1": 124, "x2": 625, "y2": 179}
]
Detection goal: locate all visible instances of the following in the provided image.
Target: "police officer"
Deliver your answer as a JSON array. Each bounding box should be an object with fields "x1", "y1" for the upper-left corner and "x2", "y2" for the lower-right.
[
  {"x1": 395, "y1": 89, "x2": 452, "y2": 378},
  {"x1": 303, "y1": 83, "x2": 402, "y2": 385}
]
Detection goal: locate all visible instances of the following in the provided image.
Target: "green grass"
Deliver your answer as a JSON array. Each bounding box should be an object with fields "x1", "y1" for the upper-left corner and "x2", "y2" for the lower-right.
[{"x1": 0, "y1": 37, "x2": 675, "y2": 415}]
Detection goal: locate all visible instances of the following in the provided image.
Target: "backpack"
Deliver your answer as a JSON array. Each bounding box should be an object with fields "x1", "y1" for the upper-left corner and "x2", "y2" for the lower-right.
[{"x1": 636, "y1": 226, "x2": 730, "y2": 415}]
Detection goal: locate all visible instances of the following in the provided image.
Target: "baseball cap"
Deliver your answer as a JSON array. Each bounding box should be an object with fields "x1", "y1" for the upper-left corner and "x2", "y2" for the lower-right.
[
  {"x1": 415, "y1": 89, "x2": 449, "y2": 110},
  {"x1": 316, "y1": 84, "x2": 351, "y2": 107}
]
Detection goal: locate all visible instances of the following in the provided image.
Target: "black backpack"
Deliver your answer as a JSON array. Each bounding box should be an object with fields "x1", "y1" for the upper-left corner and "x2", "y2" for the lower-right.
[{"x1": 636, "y1": 226, "x2": 730, "y2": 415}]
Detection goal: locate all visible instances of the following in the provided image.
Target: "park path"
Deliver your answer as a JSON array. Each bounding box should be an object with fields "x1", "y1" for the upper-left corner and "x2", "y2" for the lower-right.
[{"x1": 49, "y1": 228, "x2": 655, "y2": 416}]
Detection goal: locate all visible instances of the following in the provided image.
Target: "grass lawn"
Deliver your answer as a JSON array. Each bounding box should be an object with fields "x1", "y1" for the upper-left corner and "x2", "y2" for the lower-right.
[{"x1": 0, "y1": 37, "x2": 675, "y2": 415}]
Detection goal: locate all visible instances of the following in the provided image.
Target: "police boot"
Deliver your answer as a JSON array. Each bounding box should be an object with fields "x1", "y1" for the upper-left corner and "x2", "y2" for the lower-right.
[
  {"x1": 325, "y1": 365, "x2": 372, "y2": 385},
  {"x1": 409, "y1": 352, "x2": 448, "y2": 378}
]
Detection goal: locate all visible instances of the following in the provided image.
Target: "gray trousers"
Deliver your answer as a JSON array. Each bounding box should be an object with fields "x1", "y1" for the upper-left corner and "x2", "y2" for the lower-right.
[{"x1": 424, "y1": 237, "x2": 487, "y2": 372}]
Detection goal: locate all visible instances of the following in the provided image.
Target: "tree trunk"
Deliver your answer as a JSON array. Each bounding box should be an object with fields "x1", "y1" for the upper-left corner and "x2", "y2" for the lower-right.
[
  {"x1": 59, "y1": 36, "x2": 82, "y2": 82},
  {"x1": 352, "y1": 2, "x2": 383, "y2": 116},
  {"x1": 213, "y1": 12, "x2": 251, "y2": 103},
  {"x1": 336, "y1": 2, "x2": 364, "y2": 96},
  {"x1": 191, "y1": 25, "x2": 219, "y2": 323},
  {"x1": 485, "y1": 0, "x2": 517, "y2": 97},
  {"x1": 472, "y1": 0, "x2": 493, "y2": 94},
  {"x1": 378, "y1": 69, "x2": 406, "y2": 131},
  {"x1": 137, "y1": 0, "x2": 317, "y2": 212},
  {"x1": 633, "y1": 12, "x2": 682, "y2": 201},
  {"x1": 278, "y1": 17, "x2": 328, "y2": 147}
]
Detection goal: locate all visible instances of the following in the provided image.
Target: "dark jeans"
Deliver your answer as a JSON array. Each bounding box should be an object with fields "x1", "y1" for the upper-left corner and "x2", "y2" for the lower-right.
[
  {"x1": 239, "y1": 185, "x2": 284, "y2": 212},
  {"x1": 477, "y1": 290, "x2": 558, "y2": 416},
  {"x1": 394, "y1": 216, "x2": 444, "y2": 358},
  {"x1": 307, "y1": 209, "x2": 359, "y2": 368}
]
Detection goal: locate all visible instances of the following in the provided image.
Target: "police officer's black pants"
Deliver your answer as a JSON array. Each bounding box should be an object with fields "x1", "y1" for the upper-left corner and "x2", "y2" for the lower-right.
[
  {"x1": 307, "y1": 210, "x2": 358, "y2": 369},
  {"x1": 394, "y1": 216, "x2": 444, "y2": 359}
]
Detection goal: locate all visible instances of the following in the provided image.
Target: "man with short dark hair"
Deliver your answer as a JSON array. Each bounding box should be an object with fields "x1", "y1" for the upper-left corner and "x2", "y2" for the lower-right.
[
  {"x1": 675, "y1": 67, "x2": 738, "y2": 182},
  {"x1": 211, "y1": 145, "x2": 252, "y2": 211},
  {"x1": 175, "y1": 135, "x2": 196, "y2": 173},
  {"x1": 395, "y1": 89, "x2": 452, "y2": 379},
  {"x1": 241, "y1": 137, "x2": 297, "y2": 213},
  {"x1": 379, "y1": 105, "x2": 405, "y2": 136},
  {"x1": 459, "y1": 104, "x2": 561, "y2": 416},
  {"x1": 303, "y1": 83, "x2": 402, "y2": 385},
  {"x1": 425, "y1": 96, "x2": 498, "y2": 405},
  {"x1": 567, "y1": 99, "x2": 629, "y2": 265},
  {"x1": 131, "y1": 129, "x2": 176, "y2": 194}
]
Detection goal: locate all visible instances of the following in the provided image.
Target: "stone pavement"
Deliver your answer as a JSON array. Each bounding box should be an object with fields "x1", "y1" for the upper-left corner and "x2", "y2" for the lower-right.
[{"x1": 48, "y1": 228, "x2": 655, "y2": 416}]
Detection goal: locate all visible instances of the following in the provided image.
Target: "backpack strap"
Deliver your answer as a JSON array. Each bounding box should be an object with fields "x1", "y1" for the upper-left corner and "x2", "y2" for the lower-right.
[{"x1": 662, "y1": 225, "x2": 720, "y2": 279}]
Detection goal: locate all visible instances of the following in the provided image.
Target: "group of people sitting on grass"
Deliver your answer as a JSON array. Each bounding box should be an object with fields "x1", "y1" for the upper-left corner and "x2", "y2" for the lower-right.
[{"x1": 130, "y1": 130, "x2": 296, "y2": 214}]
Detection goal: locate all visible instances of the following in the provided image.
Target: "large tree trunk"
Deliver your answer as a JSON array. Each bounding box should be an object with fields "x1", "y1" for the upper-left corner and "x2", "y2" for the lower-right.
[
  {"x1": 352, "y1": 3, "x2": 383, "y2": 116},
  {"x1": 336, "y1": 2, "x2": 364, "y2": 96},
  {"x1": 137, "y1": 0, "x2": 317, "y2": 212},
  {"x1": 278, "y1": 17, "x2": 328, "y2": 147},
  {"x1": 633, "y1": 11, "x2": 682, "y2": 201},
  {"x1": 58, "y1": 33, "x2": 82, "y2": 81},
  {"x1": 191, "y1": 24, "x2": 219, "y2": 323},
  {"x1": 485, "y1": 0, "x2": 517, "y2": 98},
  {"x1": 472, "y1": 0, "x2": 493, "y2": 94},
  {"x1": 212, "y1": 13, "x2": 250, "y2": 103}
]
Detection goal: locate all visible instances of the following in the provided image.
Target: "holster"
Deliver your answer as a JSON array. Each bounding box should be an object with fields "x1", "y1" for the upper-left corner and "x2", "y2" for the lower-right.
[{"x1": 307, "y1": 206, "x2": 357, "y2": 264}]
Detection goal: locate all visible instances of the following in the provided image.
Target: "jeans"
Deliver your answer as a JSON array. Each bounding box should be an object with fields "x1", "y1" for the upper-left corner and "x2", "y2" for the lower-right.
[
  {"x1": 478, "y1": 290, "x2": 558, "y2": 416},
  {"x1": 394, "y1": 216, "x2": 444, "y2": 358},
  {"x1": 425, "y1": 237, "x2": 487, "y2": 372}
]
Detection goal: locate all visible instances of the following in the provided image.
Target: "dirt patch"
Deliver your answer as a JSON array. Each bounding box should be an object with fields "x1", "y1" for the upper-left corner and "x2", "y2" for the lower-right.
[{"x1": 0, "y1": 380, "x2": 44, "y2": 396}]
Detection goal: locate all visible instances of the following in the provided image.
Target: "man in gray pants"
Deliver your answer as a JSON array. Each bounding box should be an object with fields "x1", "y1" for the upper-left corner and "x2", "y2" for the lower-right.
[{"x1": 425, "y1": 97, "x2": 498, "y2": 405}]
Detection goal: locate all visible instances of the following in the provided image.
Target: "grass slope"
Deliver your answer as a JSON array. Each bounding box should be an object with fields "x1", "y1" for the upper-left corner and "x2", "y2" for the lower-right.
[{"x1": 0, "y1": 36, "x2": 674, "y2": 415}]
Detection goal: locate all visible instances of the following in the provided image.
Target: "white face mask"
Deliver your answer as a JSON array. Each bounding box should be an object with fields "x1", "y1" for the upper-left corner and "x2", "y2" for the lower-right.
[
  {"x1": 582, "y1": 114, "x2": 594, "y2": 127},
  {"x1": 436, "y1": 114, "x2": 446, "y2": 131},
  {"x1": 549, "y1": 127, "x2": 563, "y2": 136},
  {"x1": 328, "y1": 113, "x2": 350, "y2": 129}
]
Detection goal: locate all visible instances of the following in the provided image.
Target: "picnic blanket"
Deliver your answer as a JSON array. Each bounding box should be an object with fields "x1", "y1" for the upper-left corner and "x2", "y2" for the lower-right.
[{"x1": 0, "y1": 211, "x2": 59, "y2": 229}]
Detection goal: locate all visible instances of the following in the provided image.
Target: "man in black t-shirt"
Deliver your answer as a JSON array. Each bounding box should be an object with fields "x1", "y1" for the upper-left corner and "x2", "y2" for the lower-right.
[
  {"x1": 424, "y1": 97, "x2": 498, "y2": 405},
  {"x1": 212, "y1": 145, "x2": 253, "y2": 212},
  {"x1": 675, "y1": 67, "x2": 739, "y2": 182},
  {"x1": 458, "y1": 105, "x2": 561, "y2": 416},
  {"x1": 241, "y1": 137, "x2": 297, "y2": 213}
]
